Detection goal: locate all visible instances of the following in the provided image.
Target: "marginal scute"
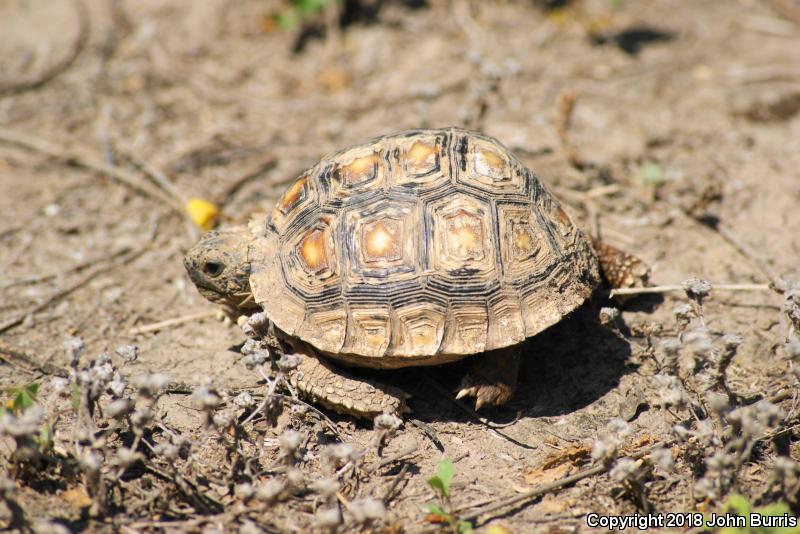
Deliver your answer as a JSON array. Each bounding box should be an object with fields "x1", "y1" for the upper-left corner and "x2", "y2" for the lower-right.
[
  {"x1": 390, "y1": 133, "x2": 447, "y2": 189},
  {"x1": 337, "y1": 154, "x2": 379, "y2": 186},
  {"x1": 550, "y1": 203, "x2": 575, "y2": 239},
  {"x1": 248, "y1": 229, "x2": 306, "y2": 336},
  {"x1": 441, "y1": 304, "x2": 488, "y2": 354},
  {"x1": 301, "y1": 308, "x2": 347, "y2": 353},
  {"x1": 391, "y1": 304, "x2": 445, "y2": 357},
  {"x1": 486, "y1": 292, "x2": 525, "y2": 350},
  {"x1": 474, "y1": 148, "x2": 507, "y2": 182},
  {"x1": 345, "y1": 308, "x2": 391, "y2": 357},
  {"x1": 520, "y1": 287, "x2": 562, "y2": 337}
]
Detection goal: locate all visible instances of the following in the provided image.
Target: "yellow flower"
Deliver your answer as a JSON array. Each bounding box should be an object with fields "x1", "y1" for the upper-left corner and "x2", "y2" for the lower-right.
[{"x1": 186, "y1": 198, "x2": 220, "y2": 231}]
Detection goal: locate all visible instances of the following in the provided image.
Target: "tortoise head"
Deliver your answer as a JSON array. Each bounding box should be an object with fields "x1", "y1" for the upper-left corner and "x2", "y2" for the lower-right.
[{"x1": 184, "y1": 227, "x2": 258, "y2": 316}]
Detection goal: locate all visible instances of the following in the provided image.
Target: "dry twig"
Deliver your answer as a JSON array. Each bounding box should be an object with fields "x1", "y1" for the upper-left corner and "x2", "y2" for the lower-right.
[
  {"x1": 555, "y1": 89, "x2": 583, "y2": 169},
  {"x1": 447, "y1": 388, "x2": 795, "y2": 529},
  {"x1": 0, "y1": 246, "x2": 147, "y2": 335},
  {"x1": 610, "y1": 283, "x2": 772, "y2": 298},
  {"x1": 0, "y1": 127, "x2": 180, "y2": 213},
  {"x1": 219, "y1": 155, "x2": 278, "y2": 207},
  {"x1": 128, "y1": 310, "x2": 218, "y2": 336},
  {"x1": 0, "y1": 339, "x2": 69, "y2": 378},
  {"x1": 0, "y1": 246, "x2": 132, "y2": 289}
]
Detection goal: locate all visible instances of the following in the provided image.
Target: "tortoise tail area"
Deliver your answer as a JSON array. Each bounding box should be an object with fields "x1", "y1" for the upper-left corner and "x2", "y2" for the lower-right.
[{"x1": 589, "y1": 236, "x2": 650, "y2": 290}]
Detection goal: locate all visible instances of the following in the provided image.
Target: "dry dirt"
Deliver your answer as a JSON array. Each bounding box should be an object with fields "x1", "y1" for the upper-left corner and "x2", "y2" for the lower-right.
[{"x1": 1, "y1": 0, "x2": 799, "y2": 532}]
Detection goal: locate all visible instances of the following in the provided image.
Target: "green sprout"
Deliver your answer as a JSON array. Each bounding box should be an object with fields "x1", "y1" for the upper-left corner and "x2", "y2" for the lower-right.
[
  {"x1": 273, "y1": 0, "x2": 340, "y2": 30},
  {"x1": 640, "y1": 160, "x2": 665, "y2": 187},
  {"x1": 2, "y1": 381, "x2": 53, "y2": 453},
  {"x1": 424, "y1": 457, "x2": 473, "y2": 533},
  {"x1": 3, "y1": 382, "x2": 39, "y2": 415},
  {"x1": 715, "y1": 494, "x2": 800, "y2": 534}
]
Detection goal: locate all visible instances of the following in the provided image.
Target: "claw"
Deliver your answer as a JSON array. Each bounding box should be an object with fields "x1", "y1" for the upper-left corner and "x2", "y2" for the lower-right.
[
  {"x1": 455, "y1": 388, "x2": 473, "y2": 400},
  {"x1": 474, "y1": 396, "x2": 488, "y2": 411}
]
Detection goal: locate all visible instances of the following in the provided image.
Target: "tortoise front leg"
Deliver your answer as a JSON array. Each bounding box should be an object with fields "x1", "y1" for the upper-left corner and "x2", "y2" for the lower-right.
[
  {"x1": 287, "y1": 340, "x2": 409, "y2": 419},
  {"x1": 455, "y1": 346, "x2": 521, "y2": 410}
]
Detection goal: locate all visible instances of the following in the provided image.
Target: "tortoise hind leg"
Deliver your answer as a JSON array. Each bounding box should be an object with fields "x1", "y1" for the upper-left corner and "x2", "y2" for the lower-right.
[
  {"x1": 589, "y1": 236, "x2": 650, "y2": 290},
  {"x1": 455, "y1": 346, "x2": 521, "y2": 410},
  {"x1": 288, "y1": 340, "x2": 409, "y2": 419}
]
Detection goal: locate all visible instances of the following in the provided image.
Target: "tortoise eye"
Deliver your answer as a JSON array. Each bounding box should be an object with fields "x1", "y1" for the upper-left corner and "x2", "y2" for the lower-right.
[{"x1": 203, "y1": 261, "x2": 225, "y2": 278}]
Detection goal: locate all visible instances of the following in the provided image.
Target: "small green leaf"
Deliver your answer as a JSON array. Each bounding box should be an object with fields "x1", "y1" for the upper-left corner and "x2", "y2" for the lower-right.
[
  {"x1": 8, "y1": 382, "x2": 39, "y2": 412},
  {"x1": 295, "y1": 0, "x2": 330, "y2": 16},
  {"x1": 424, "y1": 503, "x2": 447, "y2": 516},
  {"x1": 427, "y1": 475, "x2": 447, "y2": 497},
  {"x1": 36, "y1": 424, "x2": 54, "y2": 452},
  {"x1": 723, "y1": 493, "x2": 751, "y2": 517},
  {"x1": 757, "y1": 502, "x2": 800, "y2": 534},
  {"x1": 436, "y1": 457, "x2": 454, "y2": 497},
  {"x1": 457, "y1": 520, "x2": 475, "y2": 533},
  {"x1": 71, "y1": 382, "x2": 82, "y2": 412},
  {"x1": 641, "y1": 161, "x2": 664, "y2": 187},
  {"x1": 759, "y1": 502, "x2": 790, "y2": 516},
  {"x1": 274, "y1": 11, "x2": 299, "y2": 29}
]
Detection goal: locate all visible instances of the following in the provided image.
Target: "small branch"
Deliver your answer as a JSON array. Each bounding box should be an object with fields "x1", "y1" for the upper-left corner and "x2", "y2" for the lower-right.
[
  {"x1": 709, "y1": 221, "x2": 783, "y2": 290},
  {"x1": 555, "y1": 89, "x2": 583, "y2": 169},
  {"x1": 143, "y1": 464, "x2": 223, "y2": 513},
  {"x1": 449, "y1": 389, "x2": 796, "y2": 529},
  {"x1": 381, "y1": 463, "x2": 410, "y2": 503},
  {"x1": 0, "y1": 127, "x2": 180, "y2": 213},
  {"x1": 0, "y1": 340, "x2": 70, "y2": 378},
  {"x1": 277, "y1": 394, "x2": 348, "y2": 442},
  {"x1": 0, "y1": 246, "x2": 147, "y2": 335},
  {"x1": 119, "y1": 148, "x2": 185, "y2": 203},
  {"x1": 610, "y1": 283, "x2": 772, "y2": 297},
  {"x1": 115, "y1": 146, "x2": 203, "y2": 240},
  {"x1": 408, "y1": 418, "x2": 445, "y2": 452},
  {"x1": 371, "y1": 442, "x2": 419, "y2": 472},
  {"x1": 0, "y1": 246, "x2": 132, "y2": 289},
  {"x1": 551, "y1": 184, "x2": 619, "y2": 204},
  {"x1": 462, "y1": 463, "x2": 607, "y2": 523},
  {"x1": 128, "y1": 310, "x2": 218, "y2": 335},
  {"x1": 680, "y1": 193, "x2": 783, "y2": 291},
  {"x1": 219, "y1": 155, "x2": 278, "y2": 207},
  {"x1": 0, "y1": 0, "x2": 89, "y2": 95}
]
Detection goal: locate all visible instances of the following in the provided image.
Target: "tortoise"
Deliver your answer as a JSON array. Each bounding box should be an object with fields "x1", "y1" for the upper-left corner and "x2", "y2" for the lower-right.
[{"x1": 184, "y1": 127, "x2": 647, "y2": 418}]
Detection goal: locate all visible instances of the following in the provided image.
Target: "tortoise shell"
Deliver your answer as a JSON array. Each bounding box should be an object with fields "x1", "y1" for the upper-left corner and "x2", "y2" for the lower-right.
[{"x1": 248, "y1": 128, "x2": 600, "y2": 368}]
